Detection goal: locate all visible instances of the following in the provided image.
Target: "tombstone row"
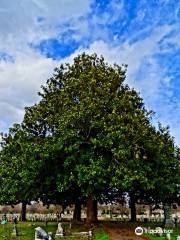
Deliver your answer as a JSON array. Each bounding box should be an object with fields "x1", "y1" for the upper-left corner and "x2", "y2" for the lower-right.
[
  {"x1": 0, "y1": 212, "x2": 179, "y2": 224},
  {"x1": 35, "y1": 223, "x2": 92, "y2": 240}
]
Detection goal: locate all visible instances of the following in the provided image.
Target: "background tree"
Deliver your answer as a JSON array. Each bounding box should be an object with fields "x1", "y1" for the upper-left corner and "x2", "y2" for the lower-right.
[
  {"x1": 0, "y1": 124, "x2": 42, "y2": 220},
  {"x1": 145, "y1": 124, "x2": 180, "y2": 225}
]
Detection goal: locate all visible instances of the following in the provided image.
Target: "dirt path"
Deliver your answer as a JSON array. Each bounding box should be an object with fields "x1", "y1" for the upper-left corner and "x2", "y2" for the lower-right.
[{"x1": 104, "y1": 224, "x2": 149, "y2": 240}]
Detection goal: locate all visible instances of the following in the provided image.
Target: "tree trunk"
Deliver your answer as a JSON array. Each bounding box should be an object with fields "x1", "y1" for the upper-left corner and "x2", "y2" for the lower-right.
[
  {"x1": 73, "y1": 201, "x2": 81, "y2": 222},
  {"x1": 130, "y1": 192, "x2": 137, "y2": 222},
  {"x1": 86, "y1": 198, "x2": 98, "y2": 224},
  {"x1": 21, "y1": 202, "x2": 27, "y2": 222}
]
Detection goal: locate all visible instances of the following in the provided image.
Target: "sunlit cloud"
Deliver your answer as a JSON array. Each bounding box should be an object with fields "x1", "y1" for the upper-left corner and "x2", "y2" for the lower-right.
[{"x1": 0, "y1": 0, "x2": 179, "y2": 145}]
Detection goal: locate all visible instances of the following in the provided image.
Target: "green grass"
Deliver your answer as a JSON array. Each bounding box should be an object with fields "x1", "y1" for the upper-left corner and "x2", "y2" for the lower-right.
[
  {"x1": 143, "y1": 228, "x2": 180, "y2": 240},
  {"x1": 116, "y1": 222, "x2": 180, "y2": 240},
  {"x1": 0, "y1": 222, "x2": 179, "y2": 240},
  {"x1": 93, "y1": 226, "x2": 109, "y2": 240},
  {"x1": 99, "y1": 222, "x2": 180, "y2": 240},
  {"x1": 0, "y1": 222, "x2": 57, "y2": 240},
  {"x1": 0, "y1": 222, "x2": 103, "y2": 240}
]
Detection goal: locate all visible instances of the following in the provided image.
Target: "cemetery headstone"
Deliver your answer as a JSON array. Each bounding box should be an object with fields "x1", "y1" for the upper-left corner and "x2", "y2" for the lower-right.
[
  {"x1": 55, "y1": 223, "x2": 64, "y2": 237},
  {"x1": 164, "y1": 204, "x2": 175, "y2": 227},
  {"x1": 35, "y1": 227, "x2": 51, "y2": 240},
  {"x1": 89, "y1": 231, "x2": 92, "y2": 237},
  {"x1": 176, "y1": 236, "x2": 180, "y2": 240},
  {"x1": 12, "y1": 224, "x2": 17, "y2": 237},
  {"x1": 166, "y1": 233, "x2": 171, "y2": 240},
  {"x1": 155, "y1": 227, "x2": 163, "y2": 237}
]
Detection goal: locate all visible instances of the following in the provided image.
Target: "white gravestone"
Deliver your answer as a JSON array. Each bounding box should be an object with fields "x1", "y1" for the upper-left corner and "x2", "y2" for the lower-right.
[
  {"x1": 12, "y1": 224, "x2": 17, "y2": 236},
  {"x1": 166, "y1": 233, "x2": 171, "y2": 240},
  {"x1": 55, "y1": 223, "x2": 64, "y2": 237},
  {"x1": 35, "y1": 227, "x2": 51, "y2": 240},
  {"x1": 155, "y1": 227, "x2": 163, "y2": 237},
  {"x1": 164, "y1": 204, "x2": 175, "y2": 227}
]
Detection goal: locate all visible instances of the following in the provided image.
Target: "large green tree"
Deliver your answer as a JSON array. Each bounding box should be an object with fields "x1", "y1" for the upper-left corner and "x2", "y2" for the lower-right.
[
  {"x1": 21, "y1": 53, "x2": 153, "y2": 223},
  {"x1": 1, "y1": 53, "x2": 179, "y2": 224}
]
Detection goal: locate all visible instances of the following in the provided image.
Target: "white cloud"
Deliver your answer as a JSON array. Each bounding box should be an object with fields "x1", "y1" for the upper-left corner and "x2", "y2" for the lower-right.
[
  {"x1": 0, "y1": 0, "x2": 92, "y2": 53},
  {"x1": 0, "y1": 0, "x2": 92, "y2": 132},
  {"x1": 64, "y1": 23, "x2": 180, "y2": 145},
  {"x1": 0, "y1": 0, "x2": 179, "y2": 148},
  {"x1": 67, "y1": 24, "x2": 173, "y2": 89},
  {"x1": 0, "y1": 47, "x2": 60, "y2": 131}
]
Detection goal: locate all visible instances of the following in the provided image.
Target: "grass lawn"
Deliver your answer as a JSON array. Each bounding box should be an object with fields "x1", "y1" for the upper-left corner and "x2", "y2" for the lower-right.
[
  {"x1": 0, "y1": 222, "x2": 109, "y2": 240},
  {"x1": 0, "y1": 221, "x2": 179, "y2": 240},
  {"x1": 0, "y1": 222, "x2": 56, "y2": 240},
  {"x1": 100, "y1": 221, "x2": 180, "y2": 240},
  {"x1": 93, "y1": 226, "x2": 109, "y2": 240},
  {"x1": 120, "y1": 222, "x2": 179, "y2": 240},
  {"x1": 143, "y1": 228, "x2": 180, "y2": 240},
  {"x1": 136, "y1": 223, "x2": 180, "y2": 240}
]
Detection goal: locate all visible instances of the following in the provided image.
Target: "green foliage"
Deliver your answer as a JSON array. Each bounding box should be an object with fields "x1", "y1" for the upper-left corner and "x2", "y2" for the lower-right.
[
  {"x1": 144, "y1": 124, "x2": 180, "y2": 204},
  {"x1": 0, "y1": 124, "x2": 41, "y2": 204},
  {"x1": 0, "y1": 53, "x2": 179, "y2": 210},
  {"x1": 35, "y1": 53, "x2": 152, "y2": 200}
]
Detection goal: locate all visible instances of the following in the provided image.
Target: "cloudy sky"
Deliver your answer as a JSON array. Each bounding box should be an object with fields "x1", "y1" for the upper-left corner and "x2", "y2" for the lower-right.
[{"x1": 0, "y1": 0, "x2": 179, "y2": 145}]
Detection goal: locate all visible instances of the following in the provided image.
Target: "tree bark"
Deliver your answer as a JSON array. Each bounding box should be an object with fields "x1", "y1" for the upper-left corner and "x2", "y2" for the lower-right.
[
  {"x1": 130, "y1": 192, "x2": 137, "y2": 222},
  {"x1": 21, "y1": 202, "x2": 27, "y2": 222},
  {"x1": 73, "y1": 200, "x2": 81, "y2": 222},
  {"x1": 86, "y1": 197, "x2": 98, "y2": 224}
]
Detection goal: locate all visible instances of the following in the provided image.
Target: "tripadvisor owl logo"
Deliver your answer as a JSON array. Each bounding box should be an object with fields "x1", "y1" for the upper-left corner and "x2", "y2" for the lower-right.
[
  {"x1": 135, "y1": 227, "x2": 143, "y2": 236},
  {"x1": 135, "y1": 226, "x2": 173, "y2": 236}
]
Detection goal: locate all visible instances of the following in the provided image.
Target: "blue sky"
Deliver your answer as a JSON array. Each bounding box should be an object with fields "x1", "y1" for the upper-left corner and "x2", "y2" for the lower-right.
[{"x1": 0, "y1": 0, "x2": 179, "y2": 145}]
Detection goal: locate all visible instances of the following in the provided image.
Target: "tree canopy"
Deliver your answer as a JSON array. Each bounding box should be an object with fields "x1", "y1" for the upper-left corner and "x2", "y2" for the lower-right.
[{"x1": 0, "y1": 53, "x2": 179, "y2": 223}]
